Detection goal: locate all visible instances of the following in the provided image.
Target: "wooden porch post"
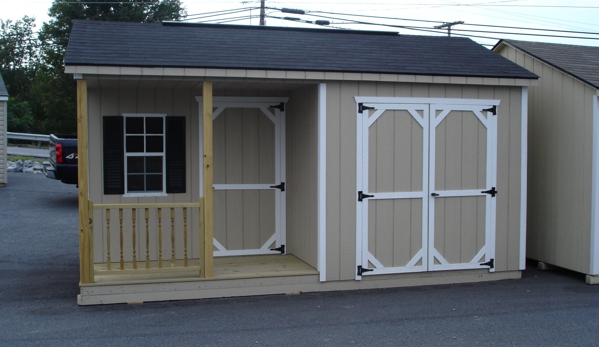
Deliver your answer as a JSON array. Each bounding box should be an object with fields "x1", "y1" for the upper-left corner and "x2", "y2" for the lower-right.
[
  {"x1": 200, "y1": 81, "x2": 214, "y2": 278},
  {"x1": 77, "y1": 78, "x2": 92, "y2": 284}
]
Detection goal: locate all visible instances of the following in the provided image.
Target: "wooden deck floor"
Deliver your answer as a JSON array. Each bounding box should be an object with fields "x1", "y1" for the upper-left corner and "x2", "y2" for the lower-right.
[{"x1": 92, "y1": 254, "x2": 318, "y2": 285}]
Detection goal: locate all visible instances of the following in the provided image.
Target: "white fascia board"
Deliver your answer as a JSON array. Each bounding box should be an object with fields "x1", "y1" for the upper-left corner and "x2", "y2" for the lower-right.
[
  {"x1": 591, "y1": 95, "x2": 599, "y2": 275},
  {"x1": 318, "y1": 83, "x2": 327, "y2": 282},
  {"x1": 519, "y1": 87, "x2": 528, "y2": 270},
  {"x1": 355, "y1": 96, "x2": 500, "y2": 107}
]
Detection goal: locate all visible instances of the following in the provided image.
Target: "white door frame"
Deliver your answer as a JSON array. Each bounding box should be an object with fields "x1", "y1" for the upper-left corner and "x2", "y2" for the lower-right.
[
  {"x1": 196, "y1": 96, "x2": 288, "y2": 257},
  {"x1": 355, "y1": 97, "x2": 499, "y2": 279}
]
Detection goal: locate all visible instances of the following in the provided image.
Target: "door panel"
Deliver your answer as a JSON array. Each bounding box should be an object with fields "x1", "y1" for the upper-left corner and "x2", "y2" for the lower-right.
[
  {"x1": 432, "y1": 196, "x2": 486, "y2": 264},
  {"x1": 434, "y1": 110, "x2": 487, "y2": 191},
  {"x1": 214, "y1": 108, "x2": 275, "y2": 185},
  {"x1": 214, "y1": 189, "x2": 276, "y2": 251},
  {"x1": 367, "y1": 198, "x2": 424, "y2": 268}
]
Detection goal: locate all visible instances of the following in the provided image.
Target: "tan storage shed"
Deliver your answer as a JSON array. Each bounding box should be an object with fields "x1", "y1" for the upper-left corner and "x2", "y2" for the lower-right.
[
  {"x1": 65, "y1": 20, "x2": 537, "y2": 305},
  {"x1": 0, "y1": 75, "x2": 8, "y2": 187},
  {"x1": 494, "y1": 40, "x2": 599, "y2": 283}
]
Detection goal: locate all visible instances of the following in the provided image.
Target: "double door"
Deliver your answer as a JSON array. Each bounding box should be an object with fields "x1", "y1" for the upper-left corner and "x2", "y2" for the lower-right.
[{"x1": 356, "y1": 97, "x2": 499, "y2": 277}]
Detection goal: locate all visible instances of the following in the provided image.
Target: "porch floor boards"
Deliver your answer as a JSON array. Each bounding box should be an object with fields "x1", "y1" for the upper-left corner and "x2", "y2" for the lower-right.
[{"x1": 92, "y1": 254, "x2": 318, "y2": 285}]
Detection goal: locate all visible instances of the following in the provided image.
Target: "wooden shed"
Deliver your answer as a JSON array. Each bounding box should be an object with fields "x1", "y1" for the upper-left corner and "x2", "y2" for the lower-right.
[
  {"x1": 493, "y1": 40, "x2": 599, "y2": 283},
  {"x1": 64, "y1": 20, "x2": 537, "y2": 305},
  {"x1": 0, "y1": 74, "x2": 8, "y2": 187}
]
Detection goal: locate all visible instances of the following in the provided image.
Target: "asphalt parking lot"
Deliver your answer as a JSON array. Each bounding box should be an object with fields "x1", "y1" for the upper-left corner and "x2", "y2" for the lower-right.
[{"x1": 2, "y1": 171, "x2": 599, "y2": 346}]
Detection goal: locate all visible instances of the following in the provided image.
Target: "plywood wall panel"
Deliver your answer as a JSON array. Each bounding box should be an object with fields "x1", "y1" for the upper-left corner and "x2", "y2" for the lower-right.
[{"x1": 286, "y1": 85, "x2": 319, "y2": 269}]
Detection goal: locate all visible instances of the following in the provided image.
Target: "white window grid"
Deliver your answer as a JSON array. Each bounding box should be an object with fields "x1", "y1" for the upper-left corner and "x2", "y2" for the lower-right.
[{"x1": 123, "y1": 113, "x2": 167, "y2": 197}]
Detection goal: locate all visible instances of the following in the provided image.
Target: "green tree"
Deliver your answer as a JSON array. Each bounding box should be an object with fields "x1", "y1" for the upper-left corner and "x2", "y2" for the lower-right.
[
  {"x1": 0, "y1": 17, "x2": 41, "y2": 133},
  {"x1": 37, "y1": 0, "x2": 187, "y2": 134},
  {"x1": 6, "y1": 97, "x2": 34, "y2": 133}
]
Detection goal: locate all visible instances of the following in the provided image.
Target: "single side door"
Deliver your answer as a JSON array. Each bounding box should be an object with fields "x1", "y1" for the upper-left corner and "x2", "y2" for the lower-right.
[{"x1": 199, "y1": 97, "x2": 287, "y2": 257}]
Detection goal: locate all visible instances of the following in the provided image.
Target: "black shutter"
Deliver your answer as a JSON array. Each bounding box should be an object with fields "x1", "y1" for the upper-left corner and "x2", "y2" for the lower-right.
[
  {"x1": 166, "y1": 117, "x2": 186, "y2": 193},
  {"x1": 103, "y1": 116, "x2": 124, "y2": 194}
]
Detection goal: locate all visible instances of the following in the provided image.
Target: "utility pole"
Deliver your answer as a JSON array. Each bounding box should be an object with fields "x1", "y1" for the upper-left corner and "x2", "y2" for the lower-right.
[
  {"x1": 434, "y1": 21, "x2": 464, "y2": 37},
  {"x1": 260, "y1": 0, "x2": 266, "y2": 26}
]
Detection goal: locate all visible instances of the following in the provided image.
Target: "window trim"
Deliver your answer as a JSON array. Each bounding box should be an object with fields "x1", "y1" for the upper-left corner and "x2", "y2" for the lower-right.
[{"x1": 123, "y1": 113, "x2": 168, "y2": 197}]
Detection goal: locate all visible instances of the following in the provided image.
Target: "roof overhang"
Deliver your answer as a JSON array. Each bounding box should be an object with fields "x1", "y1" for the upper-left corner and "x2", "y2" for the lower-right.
[{"x1": 65, "y1": 65, "x2": 538, "y2": 87}]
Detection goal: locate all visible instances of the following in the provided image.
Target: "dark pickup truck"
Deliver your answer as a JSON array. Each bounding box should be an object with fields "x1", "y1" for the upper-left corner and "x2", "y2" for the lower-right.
[{"x1": 43, "y1": 134, "x2": 78, "y2": 184}]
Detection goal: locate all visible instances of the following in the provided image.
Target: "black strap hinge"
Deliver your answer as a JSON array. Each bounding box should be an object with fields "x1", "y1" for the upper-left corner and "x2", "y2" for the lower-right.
[
  {"x1": 481, "y1": 187, "x2": 497, "y2": 197},
  {"x1": 358, "y1": 191, "x2": 374, "y2": 202},
  {"x1": 270, "y1": 245, "x2": 285, "y2": 254},
  {"x1": 358, "y1": 103, "x2": 375, "y2": 114},
  {"x1": 270, "y1": 102, "x2": 285, "y2": 112},
  {"x1": 480, "y1": 258, "x2": 494, "y2": 269},
  {"x1": 357, "y1": 265, "x2": 373, "y2": 276},
  {"x1": 482, "y1": 105, "x2": 497, "y2": 115},
  {"x1": 270, "y1": 182, "x2": 285, "y2": 192}
]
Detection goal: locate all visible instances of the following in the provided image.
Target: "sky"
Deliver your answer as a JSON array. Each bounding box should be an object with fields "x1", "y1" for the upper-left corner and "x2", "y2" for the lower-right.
[{"x1": 1, "y1": 0, "x2": 598, "y2": 48}]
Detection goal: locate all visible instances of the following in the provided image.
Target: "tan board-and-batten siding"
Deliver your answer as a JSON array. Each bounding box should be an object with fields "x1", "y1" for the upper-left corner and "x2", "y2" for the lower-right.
[
  {"x1": 496, "y1": 43, "x2": 598, "y2": 275},
  {"x1": 323, "y1": 81, "x2": 525, "y2": 280},
  {"x1": 85, "y1": 78, "x2": 526, "y2": 274}
]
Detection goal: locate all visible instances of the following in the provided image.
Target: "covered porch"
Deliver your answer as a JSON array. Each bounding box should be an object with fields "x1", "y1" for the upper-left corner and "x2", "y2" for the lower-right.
[{"x1": 76, "y1": 79, "x2": 323, "y2": 294}]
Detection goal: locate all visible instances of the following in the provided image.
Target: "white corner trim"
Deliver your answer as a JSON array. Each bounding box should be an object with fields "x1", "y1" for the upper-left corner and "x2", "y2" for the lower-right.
[
  {"x1": 318, "y1": 83, "x2": 327, "y2": 282},
  {"x1": 591, "y1": 95, "x2": 599, "y2": 275},
  {"x1": 519, "y1": 87, "x2": 528, "y2": 270}
]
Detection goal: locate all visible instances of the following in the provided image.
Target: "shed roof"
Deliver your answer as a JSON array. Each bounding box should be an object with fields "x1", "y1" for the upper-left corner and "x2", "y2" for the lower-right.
[
  {"x1": 495, "y1": 39, "x2": 599, "y2": 89},
  {"x1": 65, "y1": 20, "x2": 536, "y2": 80},
  {"x1": 0, "y1": 74, "x2": 8, "y2": 98}
]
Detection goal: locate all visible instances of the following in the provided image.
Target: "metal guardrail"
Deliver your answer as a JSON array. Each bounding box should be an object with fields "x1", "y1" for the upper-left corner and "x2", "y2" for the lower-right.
[
  {"x1": 7, "y1": 132, "x2": 50, "y2": 142},
  {"x1": 7, "y1": 132, "x2": 50, "y2": 148},
  {"x1": 6, "y1": 131, "x2": 50, "y2": 148}
]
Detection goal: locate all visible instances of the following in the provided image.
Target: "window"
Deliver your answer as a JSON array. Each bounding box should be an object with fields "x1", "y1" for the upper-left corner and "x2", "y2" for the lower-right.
[
  {"x1": 125, "y1": 115, "x2": 165, "y2": 194},
  {"x1": 103, "y1": 114, "x2": 186, "y2": 196}
]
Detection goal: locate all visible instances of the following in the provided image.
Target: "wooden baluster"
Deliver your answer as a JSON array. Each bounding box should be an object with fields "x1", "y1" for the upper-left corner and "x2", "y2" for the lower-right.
[
  {"x1": 158, "y1": 208, "x2": 163, "y2": 268},
  {"x1": 119, "y1": 209, "x2": 124, "y2": 270},
  {"x1": 171, "y1": 208, "x2": 176, "y2": 267},
  {"x1": 183, "y1": 207, "x2": 188, "y2": 267},
  {"x1": 145, "y1": 208, "x2": 150, "y2": 269},
  {"x1": 132, "y1": 209, "x2": 137, "y2": 269},
  {"x1": 106, "y1": 209, "x2": 111, "y2": 270}
]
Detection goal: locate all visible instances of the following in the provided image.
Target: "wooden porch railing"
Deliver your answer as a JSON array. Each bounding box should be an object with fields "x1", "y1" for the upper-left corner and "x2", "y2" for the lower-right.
[{"x1": 84, "y1": 199, "x2": 208, "y2": 283}]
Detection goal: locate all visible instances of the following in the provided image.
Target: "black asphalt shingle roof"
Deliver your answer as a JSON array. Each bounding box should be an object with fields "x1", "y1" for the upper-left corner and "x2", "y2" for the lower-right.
[
  {"x1": 65, "y1": 20, "x2": 536, "y2": 79},
  {"x1": 497, "y1": 39, "x2": 599, "y2": 89},
  {"x1": 0, "y1": 74, "x2": 8, "y2": 97}
]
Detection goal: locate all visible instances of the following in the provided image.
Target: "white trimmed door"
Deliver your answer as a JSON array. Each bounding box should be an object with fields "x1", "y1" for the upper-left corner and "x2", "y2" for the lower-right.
[
  {"x1": 355, "y1": 97, "x2": 499, "y2": 278},
  {"x1": 198, "y1": 97, "x2": 288, "y2": 257}
]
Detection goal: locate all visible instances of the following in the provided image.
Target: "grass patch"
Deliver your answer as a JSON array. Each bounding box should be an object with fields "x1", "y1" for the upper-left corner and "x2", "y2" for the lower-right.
[{"x1": 7, "y1": 155, "x2": 35, "y2": 162}]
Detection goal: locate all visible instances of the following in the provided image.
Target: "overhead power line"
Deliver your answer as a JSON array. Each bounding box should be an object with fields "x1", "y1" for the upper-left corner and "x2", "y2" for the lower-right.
[{"x1": 305, "y1": 9, "x2": 599, "y2": 36}]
